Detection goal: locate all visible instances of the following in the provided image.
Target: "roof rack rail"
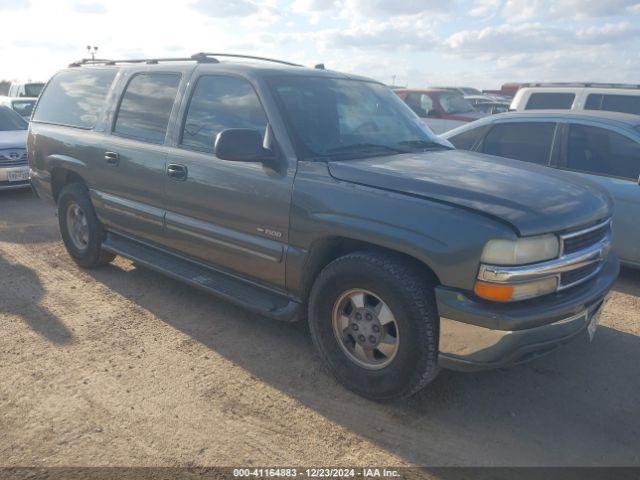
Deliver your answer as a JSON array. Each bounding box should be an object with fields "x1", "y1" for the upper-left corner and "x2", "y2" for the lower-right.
[
  {"x1": 191, "y1": 52, "x2": 302, "y2": 67},
  {"x1": 68, "y1": 57, "x2": 215, "y2": 67},
  {"x1": 69, "y1": 53, "x2": 302, "y2": 68},
  {"x1": 522, "y1": 82, "x2": 640, "y2": 90}
]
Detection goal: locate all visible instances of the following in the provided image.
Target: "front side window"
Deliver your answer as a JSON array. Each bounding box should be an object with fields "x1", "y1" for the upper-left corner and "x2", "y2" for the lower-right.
[
  {"x1": 525, "y1": 92, "x2": 575, "y2": 110},
  {"x1": 181, "y1": 76, "x2": 267, "y2": 151},
  {"x1": 32, "y1": 69, "x2": 117, "y2": 128},
  {"x1": 448, "y1": 126, "x2": 486, "y2": 150},
  {"x1": 269, "y1": 76, "x2": 445, "y2": 159},
  {"x1": 483, "y1": 122, "x2": 556, "y2": 165},
  {"x1": 585, "y1": 94, "x2": 640, "y2": 116},
  {"x1": 567, "y1": 124, "x2": 640, "y2": 180},
  {"x1": 114, "y1": 73, "x2": 181, "y2": 143},
  {"x1": 439, "y1": 93, "x2": 475, "y2": 114},
  {"x1": 404, "y1": 92, "x2": 432, "y2": 117}
]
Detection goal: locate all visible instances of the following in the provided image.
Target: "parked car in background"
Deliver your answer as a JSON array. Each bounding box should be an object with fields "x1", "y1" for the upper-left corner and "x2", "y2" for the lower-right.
[
  {"x1": 0, "y1": 96, "x2": 37, "y2": 121},
  {"x1": 510, "y1": 84, "x2": 640, "y2": 115},
  {"x1": 28, "y1": 55, "x2": 617, "y2": 400},
  {"x1": 7, "y1": 82, "x2": 45, "y2": 98},
  {"x1": 443, "y1": 110, "x2": 640, "y2": 268},
  {"x1": 0, "y1": 106, "x2": 30, "y2": 190},
  {"x1": 474, "y1": 101, "x2": 510, "y2": 115},
  {"x1": 394, "y1": 88, "x2": 485, "y2": 134},
  {"x1": 433, "y1": 86, "x2": 483, "y2": 97}
]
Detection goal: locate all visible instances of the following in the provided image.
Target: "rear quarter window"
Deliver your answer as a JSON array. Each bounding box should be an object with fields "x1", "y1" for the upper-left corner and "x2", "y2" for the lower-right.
[
  {"x1": 32, "y1": 69, "x2": 117, "y2": 129},
  {"x1": 585, "y1": 94, "x2": 640, "y2": 116},
  {"x1": 525, "y1": 93, "x2": 575, "y2": 110}
]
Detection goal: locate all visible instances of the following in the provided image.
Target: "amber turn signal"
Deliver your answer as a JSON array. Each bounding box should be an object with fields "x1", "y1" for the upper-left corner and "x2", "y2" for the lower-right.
[{"x1": 474, "y1": 281, "x2": 515, "y2": 302}]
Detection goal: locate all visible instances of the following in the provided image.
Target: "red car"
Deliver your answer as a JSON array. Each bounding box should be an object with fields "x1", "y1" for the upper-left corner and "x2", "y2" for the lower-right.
[{"x1": 394, "y1": 88, "x2": 485, "y2": 134}]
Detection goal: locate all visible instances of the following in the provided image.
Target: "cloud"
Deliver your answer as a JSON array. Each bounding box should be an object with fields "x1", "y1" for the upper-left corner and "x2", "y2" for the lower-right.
[
  {"x1": 320, "y1": 23, "x2": 439, "y2": 50},
  {"x1": 292, "y1": 0, "x2": 338, "y2": 12},
  {"x1": 343, "y1": 0, "x2": 453, "y2": 16},
  {"x1": 72, "y1": 2, "x2": 107, "y2": 14},
  {"x1": 0, "y1": 0, "x2": 28, "y2": 9},
  {"x1": 502, "y1": 0, "x2": 640, "y2": 21},
  {"x1": 191, "y1": 0, "x2": 258, "y2": 17}
]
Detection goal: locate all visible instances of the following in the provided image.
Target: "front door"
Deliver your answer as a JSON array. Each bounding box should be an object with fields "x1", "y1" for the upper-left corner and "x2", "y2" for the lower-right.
[
  {"x1": 561, "y1": 122, "x2": 640, "y2": 266},
  {"x1": 162, "y1": 74, "x2": 294, "y2": 288}
]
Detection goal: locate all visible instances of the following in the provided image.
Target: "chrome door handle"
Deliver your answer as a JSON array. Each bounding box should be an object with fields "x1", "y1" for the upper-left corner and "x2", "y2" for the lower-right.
[
  {"x1": 105, "y1": 152, "x2": 119, "y2": 165},
  {"x1": 167, "y1": 163, "x2": 188, "y2": 181}
]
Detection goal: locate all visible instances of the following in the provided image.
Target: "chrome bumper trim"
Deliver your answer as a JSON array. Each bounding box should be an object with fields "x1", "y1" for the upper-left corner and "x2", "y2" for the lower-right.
[{"x1": 478, "y1": 236, "x2": 611, "y2": 290}]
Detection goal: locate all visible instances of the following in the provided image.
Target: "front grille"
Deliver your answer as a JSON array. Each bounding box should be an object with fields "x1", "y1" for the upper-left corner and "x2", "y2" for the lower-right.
[
  {"x1": 0, "y1": 149, "x2": 27, "y2": 168},
  {"x1": 562, "y1": 221, "x2": 610, "y2": 255},
  {"x1": 561, "y1": 262, "x2": 600, "y2": 287}
]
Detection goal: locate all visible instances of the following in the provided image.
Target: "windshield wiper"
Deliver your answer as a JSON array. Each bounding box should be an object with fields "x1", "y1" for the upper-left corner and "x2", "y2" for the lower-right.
[
  {"x1": 324, "y1": 143, "x2": 409, "y2": 155},
  {"x1": 397, "y1": 140, "x2": 452, "y2": 150}
]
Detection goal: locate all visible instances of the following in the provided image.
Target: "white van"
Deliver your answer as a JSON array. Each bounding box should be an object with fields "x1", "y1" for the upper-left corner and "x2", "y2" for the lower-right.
[
  {"x1": 7, "y1": 82, "x2": 45, "y2": 98},
  {"x1": 510, "y1": 84, "x2": 640, "y2": 116}
]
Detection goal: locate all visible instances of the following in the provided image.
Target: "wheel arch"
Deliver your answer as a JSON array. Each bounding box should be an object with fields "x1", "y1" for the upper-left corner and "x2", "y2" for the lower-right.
[
  {"x1": 51, "y1": 167, "x2": 87, "y2": 202},
  {"x1": 297, "y1": 236, "x2": 441, "y2": 302}
]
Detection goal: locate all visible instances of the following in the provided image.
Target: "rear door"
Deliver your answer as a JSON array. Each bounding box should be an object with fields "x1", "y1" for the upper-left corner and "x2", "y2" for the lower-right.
[
  {"x1": 558, "y1": 122, "x2": 640, "y2": 266},
  {"x1": 162, "y1": 72, "x2": 295, "y2": 288},
  {"x1": 93, "y1": 69, "x2": 185, "y2": 245}
]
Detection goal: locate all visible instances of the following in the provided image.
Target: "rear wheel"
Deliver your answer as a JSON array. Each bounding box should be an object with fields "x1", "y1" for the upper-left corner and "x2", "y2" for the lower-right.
[
  {"x1": 58, "y1": 183, "x2": 115, "y2": 268},
  {"x1": 308, "y1": 251, "x2": 440, "y2": 401}
]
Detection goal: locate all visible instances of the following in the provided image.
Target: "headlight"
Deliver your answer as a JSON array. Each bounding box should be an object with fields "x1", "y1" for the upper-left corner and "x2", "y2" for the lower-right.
[{"x1": 481, "y1": 234, "x2": 559, "y2": 265}]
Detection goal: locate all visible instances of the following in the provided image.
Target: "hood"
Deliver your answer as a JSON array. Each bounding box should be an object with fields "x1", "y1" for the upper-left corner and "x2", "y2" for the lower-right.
[
  {"x1": 0, "y1": 130, "x2": 27, "y2": 150},
  {"x1": 327, "y1": 150, "x2": 612, "y2": 236}
]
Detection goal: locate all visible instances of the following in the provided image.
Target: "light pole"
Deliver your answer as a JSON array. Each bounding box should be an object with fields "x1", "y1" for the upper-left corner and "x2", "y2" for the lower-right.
[{"x1": 86, "y1": 45, "x2": 98, "y2": 61}]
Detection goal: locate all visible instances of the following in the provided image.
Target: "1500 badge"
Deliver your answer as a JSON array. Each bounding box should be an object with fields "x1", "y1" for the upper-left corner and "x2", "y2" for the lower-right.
[{"x1": 257, "y1": 227, "x2": 283, "y2": 239}]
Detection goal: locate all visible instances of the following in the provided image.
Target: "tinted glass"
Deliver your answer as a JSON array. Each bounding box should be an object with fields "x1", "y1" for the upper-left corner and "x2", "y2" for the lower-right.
[
  {"x1": 585, "y1": 93, "x2": 640, "y2": 115},
  {"x1": 483, "y1": 122, "x2": 556, "y2": 165},
  {"x1": 32, "y1": 69, "x2": 117, "y2": 128},
  {"x1": 525, "y1": 93, "x2": 575, "y2": 110},
  {"x1": 270, "y1": 77, "x2": 443, "y2": 159},
  {"x1": 11, "y1": 99, "x2": 35, "y2": 118},
  {"x1": 448, "y1": 126, "x2": 485, "y2": 150},
  {"x1": 439, "y1": 93, "x2": 475, "y2": 114},
  {"x1": 0, "y1": 106, "x2": 28, "y2": 131},
  {"x1": 567, "y1": 124, "x2": 640, "y2": 180},
  {"x1": 114, "y1": 73, "x2": 180, "y2": 143},
  {"x1": 24, "y1": 83, "x2": 44, "y2": 97},
  {"x1": 181, "y1": 76, "x2": 267, "y2": 151}
]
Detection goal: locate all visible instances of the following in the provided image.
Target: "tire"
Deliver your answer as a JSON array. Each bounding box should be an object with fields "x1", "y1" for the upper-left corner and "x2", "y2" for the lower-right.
[
  {"x1": 308, "y1": 251, "x2": 440, "y2": 401},
  {"x1": 57, "y1": 182, "x2": 115, "y2": 268}
]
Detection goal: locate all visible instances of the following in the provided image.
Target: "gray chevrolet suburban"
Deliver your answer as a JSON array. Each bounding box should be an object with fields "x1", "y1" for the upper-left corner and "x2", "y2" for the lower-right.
[{"x1": 28, "y1": 54, "x2": 619, "y2": 400}]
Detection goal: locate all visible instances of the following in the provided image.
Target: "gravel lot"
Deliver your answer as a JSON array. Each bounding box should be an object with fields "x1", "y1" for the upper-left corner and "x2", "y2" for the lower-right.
[{"x1": 1, "y1": 189, "x2": 639, "y2": 469}]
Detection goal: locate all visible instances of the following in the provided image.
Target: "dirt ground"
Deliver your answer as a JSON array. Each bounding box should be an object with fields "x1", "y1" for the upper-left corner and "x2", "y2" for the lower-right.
[{"x1": 1, "y1": 188, "x2": 639, "y2": 469}]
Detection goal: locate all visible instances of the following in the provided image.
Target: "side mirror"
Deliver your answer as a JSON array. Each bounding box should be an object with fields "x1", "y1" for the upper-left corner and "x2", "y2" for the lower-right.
[{"x1": 214, "y1": 128, "x2": 276, "y2": 164}]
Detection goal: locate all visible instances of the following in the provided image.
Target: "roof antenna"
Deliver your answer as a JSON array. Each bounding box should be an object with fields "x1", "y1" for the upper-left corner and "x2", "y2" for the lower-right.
[{"x1": 314, "y1": 63, "x2": 325, "y2": 70}]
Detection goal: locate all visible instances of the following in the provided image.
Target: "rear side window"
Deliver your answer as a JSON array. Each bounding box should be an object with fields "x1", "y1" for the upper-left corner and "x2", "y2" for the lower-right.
[
  {"x1": 32, "y1": 69, "x2": 117, "y2": 128},
  {"x1": 482, "y1": 122, "x2": 556, "y2": 165},
  {"x1": 525, "y1": 93, "x2": 575, "y2": 110},
  {"x1": 448, "y1": 126, "x2": 486, "y2": 150},
  {"x1": 180, "y1": 75, "x2": 267, "y2": 151},
  {"x1": 585, "y1": 94, "x2": 640, "y2": 116},
  {"x1": 567, "y1": 124, "x2": 640, "y2": 180},
  {"x1": 114, "y1": 73, "x2": 181, "y2": 143}
]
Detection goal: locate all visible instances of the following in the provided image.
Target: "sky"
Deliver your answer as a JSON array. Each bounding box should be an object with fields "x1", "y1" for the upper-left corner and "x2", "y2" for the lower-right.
[{"x1": 1, "y1": 0, "x2": 639, "y2": 89}]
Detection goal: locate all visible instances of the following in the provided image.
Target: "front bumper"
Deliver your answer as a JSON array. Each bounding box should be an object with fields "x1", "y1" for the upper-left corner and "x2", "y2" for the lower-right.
[{"x1": 437, "y1": 252, "x2": 619, "y2": 371}]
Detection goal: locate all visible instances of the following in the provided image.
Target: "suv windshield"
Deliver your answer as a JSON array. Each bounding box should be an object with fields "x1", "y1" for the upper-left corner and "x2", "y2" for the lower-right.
[
  {"x1": 24, "y1": 83, "x2": 44, "y2": 97},
  {"x1": 269, "y1": 76, "x2": 448, "y2": 159},
  {"x1": 0, "y1": 107, "x2": 28, "y2": 131},
  {"x1": 439, "y1": 93, "x2": 476, "y2": 114},
  {"x1": 11, "y1": 99, "x2": 36, "y2": 118},
  {"x1": 461, "y1": 87, "x2": 482, "y2": 96}
]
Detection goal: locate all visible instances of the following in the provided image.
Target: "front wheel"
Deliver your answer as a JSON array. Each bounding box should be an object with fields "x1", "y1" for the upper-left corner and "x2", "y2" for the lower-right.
[
  {"x1": 308, "y1": 251, "x2": 440, "y2": 401},
  {"x1": 58, "y1": 183, "x2": 115, "y2": 268}
]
